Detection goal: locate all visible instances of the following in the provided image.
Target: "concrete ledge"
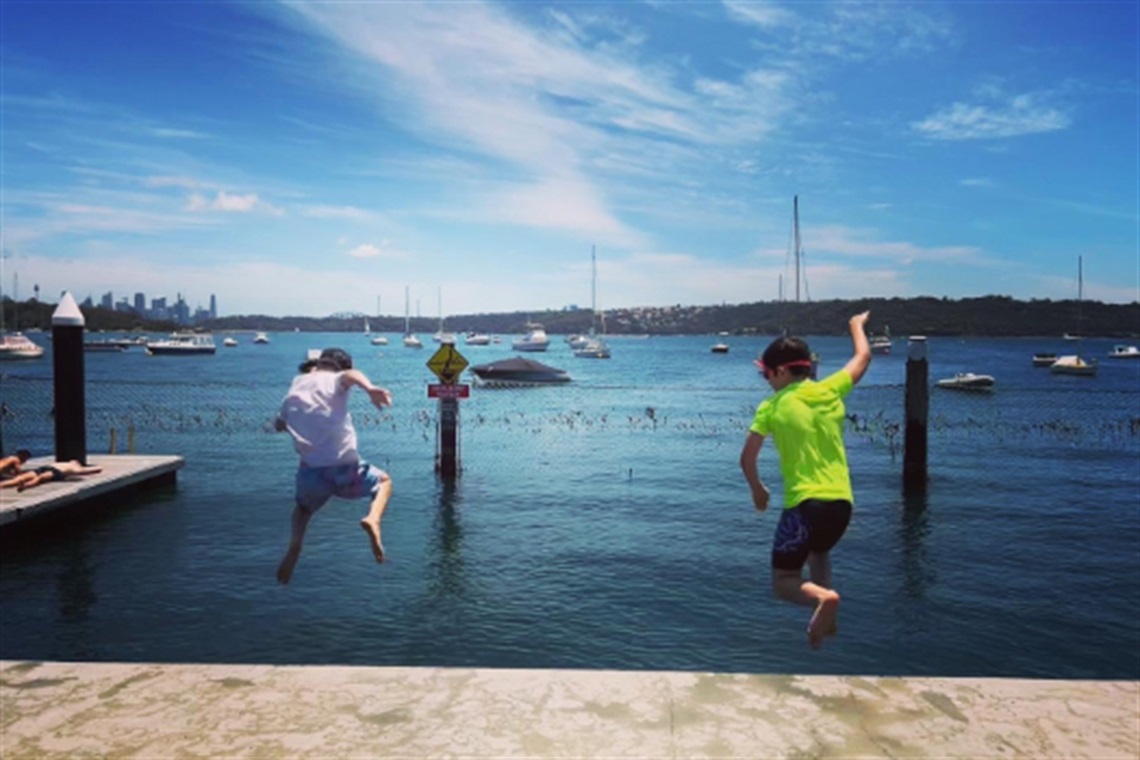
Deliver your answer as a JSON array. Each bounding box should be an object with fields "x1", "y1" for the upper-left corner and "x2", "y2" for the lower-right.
[
  {"x1": 1, "y1": 661, "x2": 1135, "y2": 758},
  {"x1": 0, "y1": 455, "x2": 183, "y2": 529}
]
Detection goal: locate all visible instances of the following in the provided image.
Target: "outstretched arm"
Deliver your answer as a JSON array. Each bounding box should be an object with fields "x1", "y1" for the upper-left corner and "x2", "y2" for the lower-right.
[
  {"x1": 739, "y1": 432, "x2": 770, "y2": 512},
  {"x1": 843, "y1": 311, "x2": 872, "y2": 386},
  {"x1": 340, "y1": 369, "x2": 393, "y2": 410}
]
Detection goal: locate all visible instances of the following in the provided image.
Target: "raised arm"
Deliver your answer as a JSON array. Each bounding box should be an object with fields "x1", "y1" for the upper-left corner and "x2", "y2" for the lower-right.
[
  {"x1": 843, "y1": 311, "x2": 872, "y2": 386},
  {"x1": 339, "y1": 369, "x2": 393, "y2": 410}
]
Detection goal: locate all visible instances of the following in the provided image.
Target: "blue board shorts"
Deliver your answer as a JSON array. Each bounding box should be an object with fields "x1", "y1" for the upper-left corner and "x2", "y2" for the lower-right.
[
  {"x1": 295, "y1": 461, "x2": 386, "y2": 513},
  {"x1": 771, "y1": 498, "x2": 852, "y2": 571}
]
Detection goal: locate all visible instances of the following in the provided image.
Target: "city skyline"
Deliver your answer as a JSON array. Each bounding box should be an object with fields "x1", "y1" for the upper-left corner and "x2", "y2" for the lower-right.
[{"x1": 2, "y1": 2, "x2": 1138, "y2": 317}]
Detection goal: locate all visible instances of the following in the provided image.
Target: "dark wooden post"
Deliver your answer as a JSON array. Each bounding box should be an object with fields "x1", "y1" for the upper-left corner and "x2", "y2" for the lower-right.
[
  {"x1": 903, "y1": 336, "x2": 928, "y2": 494},
  {"x1": 52, "y1": 292, "x2": 87, "y2": 465},
  {"x1": 437, "y1": 396, "x2": 459, "y2": 478}
]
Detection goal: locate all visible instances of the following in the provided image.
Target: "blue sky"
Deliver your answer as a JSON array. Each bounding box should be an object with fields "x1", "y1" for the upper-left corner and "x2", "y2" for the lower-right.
[{"x1": 2, "y1": 1, "x2": 1137, "y2": 317}]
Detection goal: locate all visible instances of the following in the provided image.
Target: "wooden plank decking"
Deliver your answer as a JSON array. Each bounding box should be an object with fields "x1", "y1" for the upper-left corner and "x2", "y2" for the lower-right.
[{"x1": 0, "y1": 454, "x2": 183, "y2": 529}]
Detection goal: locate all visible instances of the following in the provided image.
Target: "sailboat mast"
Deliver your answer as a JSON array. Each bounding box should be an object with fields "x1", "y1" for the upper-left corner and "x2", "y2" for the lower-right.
[
  {"x1": 590, "y1": 245, "x2": 597, "y2": 335},
  {"x1": 793, "y1": 195, "x2": 801, "y2": 303}
]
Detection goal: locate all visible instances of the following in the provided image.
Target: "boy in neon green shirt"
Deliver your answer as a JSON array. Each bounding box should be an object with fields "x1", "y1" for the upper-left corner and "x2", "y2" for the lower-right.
[{"x1": 739, "y1": 311, "x2": 871, "y2": 648}]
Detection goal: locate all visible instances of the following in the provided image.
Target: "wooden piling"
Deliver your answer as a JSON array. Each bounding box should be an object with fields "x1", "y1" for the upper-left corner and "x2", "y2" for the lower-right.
[
  {"x1": 52, "y1": 292, "x2": 87, "y2": 465},
  {"x1": 904, "y1": 336, "x2": 928, "y2": 494}
]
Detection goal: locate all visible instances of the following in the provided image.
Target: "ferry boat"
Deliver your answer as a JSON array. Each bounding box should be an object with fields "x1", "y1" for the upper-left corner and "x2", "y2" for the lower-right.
[
  {"x1": 146, "y1": 333, "x2": 217, "y2": 355},
  {"x1": 0, "y1": 332, "x2": 45, "y2": 360}
]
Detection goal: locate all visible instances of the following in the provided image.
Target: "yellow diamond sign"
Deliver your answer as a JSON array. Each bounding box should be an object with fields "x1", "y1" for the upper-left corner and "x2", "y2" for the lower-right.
[{"x1": 427, "y1": 344, "x2": 469, "y2": 384}]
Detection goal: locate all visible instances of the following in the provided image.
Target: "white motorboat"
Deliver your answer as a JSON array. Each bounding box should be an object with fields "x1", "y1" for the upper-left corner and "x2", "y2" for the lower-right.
[
  {"x1": 146, "y1": 333, "x2": 217, "y2": 355},
  {"x1": 711, "y1": 342, "x2": 729, "y2": 354},
  {"x1": 1108, "y1": 344, "x2": 1140, "y2": 359},
  {"x1": 371, "y1": 335, "x2": 389, "y2": 346},
  {"x1": 223, "y1": 337, "x2": 239, "y2": 347},
  {"x1": 936, "y1": 372, "x2": 995, "y2": 391},
  {"x1": 464, "y1": 332, "x2": 491, "y2": 346},
  {"x1": 870, "y1": 326, "x2": 892, "y2": 355},
  {"x1": 0, "y1": 332, "x2": 45, "y2": 359},
  {"x1": 471, "y1": 357, "x2": 570, "y2": 387},
  {"x1": 1032, "y1": 352, "x2": 1057, "y2": 367},
  {"x1": 1050, "y1": 355, "x2": 1098, "y2": 376},
  {"x1": 566, "y1": 334, "x2": 591, "y2": 349},
  {"x1": 253, "y1": 332, "x2": 270, "y2": 344},
  {"x1": 512, "y1": 323, "x2": 550, "y2": 352},
  {"x1": 573, "y1": 338, "x2": 611, "y2": 359}
]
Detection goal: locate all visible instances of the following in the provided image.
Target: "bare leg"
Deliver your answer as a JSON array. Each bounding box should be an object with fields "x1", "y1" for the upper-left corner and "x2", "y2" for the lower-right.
[
  {"x1": 807, "y1": 552, "x2": 839, "y2": 639},
  {"x1": 1, "y1": 472, "x2": 36, "y2": 490},
  {"x1": 16, "y1": 472, "x2": 51, "y2": 492},
  {"x1": 360, "y1": 474, "x2": 391, "y2": 563},
  {"x1": 277, "y1": 504, "x2": 314, "y2": 585},
  {"x1": 772, "y1": 568, "x2": 840, "y2": 649}
]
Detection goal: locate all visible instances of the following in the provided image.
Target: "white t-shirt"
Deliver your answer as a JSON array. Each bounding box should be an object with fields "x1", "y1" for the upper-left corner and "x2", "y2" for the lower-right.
[{"x1": 279, "y1": 371, "x2": 359, "y2": 467}]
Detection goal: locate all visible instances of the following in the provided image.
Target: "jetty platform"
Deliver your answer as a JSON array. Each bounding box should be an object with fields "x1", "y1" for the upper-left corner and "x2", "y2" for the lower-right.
[
  {"x1": 0, "y1": 661, "x2": 1135, "y2": 757},
  {"x1": 0, "y1": 454, "x2": 183, "y2": 531}
]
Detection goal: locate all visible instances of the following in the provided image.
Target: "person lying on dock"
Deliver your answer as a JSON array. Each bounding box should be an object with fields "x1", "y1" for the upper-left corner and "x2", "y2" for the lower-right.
[
  {"x1": 274, "y1": 347, "x2": 394, "y2": 586},
  {"x1": 0, "y1": 449, "x2": 31, "y2": 478},
  {"x1": 0, "y1": 460, "x2": 104, "y2": 492}
]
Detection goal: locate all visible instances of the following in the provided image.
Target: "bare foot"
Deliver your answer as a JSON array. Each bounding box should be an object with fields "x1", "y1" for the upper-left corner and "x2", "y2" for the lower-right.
[
  {"x1": 277, "y1": 545, "x2": 301, "y2": 585},
  {"x1": 360, "y1": 518, "x2": 385, "y2": 563},
  {"x1": 808, "y1": 592, "x2": 840, "y2": 649}
]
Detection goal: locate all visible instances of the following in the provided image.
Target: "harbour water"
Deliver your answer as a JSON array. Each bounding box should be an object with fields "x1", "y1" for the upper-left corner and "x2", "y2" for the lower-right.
[{"x1": 1, "y1": 332, "x2": 1137, "y2": 679}]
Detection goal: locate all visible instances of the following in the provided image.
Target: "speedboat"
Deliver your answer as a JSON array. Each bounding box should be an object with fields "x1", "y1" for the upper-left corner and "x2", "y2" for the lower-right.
[
  {"x1": 512, "y1": 323, "x2": 550, "y2": 352},
  {"x1": 146, "y1": 333, "x2": 217, "y2": 355},
  {"x1": 1050, "y1": 355, "x2": 1097, "y2": 376},
  {"x1": 223, "y1": 337, "x2": 239, "y2": 347},
  {"x1": 711, "y1": 342, "x2": 729, "y2": 354},
  {"x1": 0, "y1": 332, "x2": 45, "y2": 360},
  {"x1": 1032, "y1": 352, "x2": 1057, "y2": 367},
  {"x1": 464, "y1": 332, "x2": 491, "y2": 346},
  {"x1": 1108, "y1": 344, "x2": 1140, "y2": 359},
  {"x1": 936, "y1": 372, "x2": 995, "y2": 391},
  {"x1": 573, "y1": 337, "x2": 611, "y2": 359},
  {"x1": 470, "y1": 357, "x2": 570, "y2": 387},
  {"x1": 253, "y1": 332, "x2": 270, "y2": 344},
  {"x1": 566, "y1": 334, "x2": 591, "y2": 349},
  {"x1": 370, "y1": 335, "x2": 389, "y2": 346}
]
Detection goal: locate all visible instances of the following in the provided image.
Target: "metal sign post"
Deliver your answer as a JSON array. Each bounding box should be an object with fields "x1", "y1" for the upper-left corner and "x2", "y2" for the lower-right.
[{"x1": 426, "y1": 344, "x2": 469, "y2": 478}]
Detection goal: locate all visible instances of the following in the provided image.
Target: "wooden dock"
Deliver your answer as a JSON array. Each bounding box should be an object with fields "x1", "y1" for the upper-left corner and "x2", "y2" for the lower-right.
[{"x1": 0, "y1": 454, "x2": 183, "y2": 530}]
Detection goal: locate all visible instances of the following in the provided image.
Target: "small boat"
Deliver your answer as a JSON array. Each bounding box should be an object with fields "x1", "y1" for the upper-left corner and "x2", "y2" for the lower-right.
[
  {"x1": 573, "y1": 338, "x2": 611, "y2": 359},
  {"x1": 1032, "y1": 352, "x2": 1057, "y2": 367},
  {"x1": 223, "y1": 337, "x2": 239, "y2": 347},
  {"x1": 936, "y1": 372, "x2": 995, "y2": 391},
  {"x1": 402, "y1": 286, "x2": 422, "y2": 348},
  {"x1": 573, "y1": 246, "x2": 611, "y2": 360},
  {"x1": 146, "y1": 333, "x2": 217, "y2": 355},
  {"x1": 711, "y1": 342, "x2": 729, "y2": 354},
  {"x1": 512, "y1": 323, "x2": 550, "y2": 352},
  {"x1": 0, "y1": 332, "x2": 45, "y2": 360},
  {"x1": 566, "y1": 334, "x2": 591, "y2": 349},
  {"x1": 870, "y1": 326, "x2": 892, "y2": 355},
  {"x1": 253, "y1": 332, "x2": 270, "y2": 344},
  {"x1": 1108, "y1": 344, "x2": 1140, "y2": 359},
  {"x1": 1050, "y1": 355, "x2": 1098, "y2": 376},
  {"x1": 370, "y1": 335, "x2": 389, "y2": 346},
  {"x1": 464, "y1": 332, "x2": 491, "y2": 346},
  {"x1": 470, "y1": 357, "x2": 570, "y2": 387}
]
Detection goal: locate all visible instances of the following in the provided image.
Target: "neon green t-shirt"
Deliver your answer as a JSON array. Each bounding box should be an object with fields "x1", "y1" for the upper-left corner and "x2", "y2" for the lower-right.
[{"x1": 749, "y1": 369, "x2": 854, "y2": 508}]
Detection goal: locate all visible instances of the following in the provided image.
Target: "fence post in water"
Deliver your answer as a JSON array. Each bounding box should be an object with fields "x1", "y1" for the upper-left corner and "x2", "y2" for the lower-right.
[
  {"x1": 52, "y1": 292, "x2": 87, "y2": 465},
  {"x1": 903, "y1": 336, "x2": 928, "y2": 495},
  {"x1": 437, "y1": 396, "x2": 460, "y2": 478}
]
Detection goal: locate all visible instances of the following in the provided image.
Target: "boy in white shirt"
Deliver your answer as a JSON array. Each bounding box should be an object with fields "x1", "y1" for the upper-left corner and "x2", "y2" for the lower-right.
[{"x1": 275, "y1": 348, "x2": 393, "y2": 585}]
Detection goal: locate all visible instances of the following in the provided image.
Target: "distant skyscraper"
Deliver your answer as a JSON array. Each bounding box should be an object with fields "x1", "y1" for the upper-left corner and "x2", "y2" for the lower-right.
[
  {"x1": 151, "y1": 296, "x2": 166, "y2": 311},
  {"x1": 209, "y1": 294, "x2": 217, "y2": 319},
  {"x1": 134, "y1": 292, "x2": 146, "y2": 313},
  {"x1": 100, "y1": 291, "x2": 113, "y2": 309}
]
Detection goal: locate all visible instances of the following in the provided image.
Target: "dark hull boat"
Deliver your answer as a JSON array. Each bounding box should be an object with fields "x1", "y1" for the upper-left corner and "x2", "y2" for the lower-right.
[{"x1": 470, "y1": 357, "x2": 570, "y2": 387}]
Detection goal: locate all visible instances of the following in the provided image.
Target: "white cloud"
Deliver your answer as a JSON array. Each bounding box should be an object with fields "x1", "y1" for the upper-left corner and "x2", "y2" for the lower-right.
[
  {"x1": 346, "y1": 242, "x2": 405, "y2": 259},
  {"x1": 912, "y1": 92, "x2": 1070, "y2": 140},
  {"x1": 722, "y1": 0, "x2": 793, "y2": 29},
  {"x1": 186, "y1": 191, "x2": 284, "y2": 216},
  {"x1": 303, "y1": 205, "x2": 381, "y2": 222}
]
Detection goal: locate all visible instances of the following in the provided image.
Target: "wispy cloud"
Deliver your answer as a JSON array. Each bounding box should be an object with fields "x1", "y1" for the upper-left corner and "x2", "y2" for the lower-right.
[
  {"x1": 912, "y1": 91, "x2": 1070, "y2": 140},
  {"x1": 186, "y1": 191, "x2": 284, "y2": 216},
  {"x1": 808, "y1": 226, "x2": 988, "y2": 266},
  {"x1": 302, "y1": 205, "x2": 381, "y2": 223},
  {"x1": 346, "y1": 241, "x2": 404, "y2": 259}
]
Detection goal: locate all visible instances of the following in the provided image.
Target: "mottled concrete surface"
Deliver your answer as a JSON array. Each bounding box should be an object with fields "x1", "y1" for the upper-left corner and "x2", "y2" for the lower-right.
[{"x1": 1, "y1": 661, "x2": 1135, "y2": 758}]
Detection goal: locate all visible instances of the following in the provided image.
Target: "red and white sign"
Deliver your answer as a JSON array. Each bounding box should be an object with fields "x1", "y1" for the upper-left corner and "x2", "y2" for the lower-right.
[{"x1": 428, "y1": 383, "x2": 470, "y2": 399}]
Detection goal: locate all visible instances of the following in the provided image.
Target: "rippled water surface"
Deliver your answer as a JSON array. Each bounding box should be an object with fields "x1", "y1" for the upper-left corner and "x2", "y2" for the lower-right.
[{"x1": 1, "y1": 332, "x2": 1137, "y2": 678}]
